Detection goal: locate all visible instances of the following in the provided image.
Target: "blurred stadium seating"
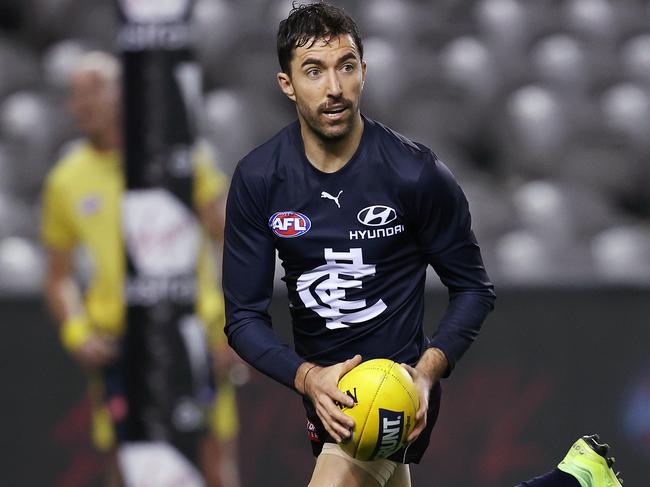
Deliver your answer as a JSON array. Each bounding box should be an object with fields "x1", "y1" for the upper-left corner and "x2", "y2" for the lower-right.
[{"x1": 0, "y1": 0, "x2": 648, "y2": 293}]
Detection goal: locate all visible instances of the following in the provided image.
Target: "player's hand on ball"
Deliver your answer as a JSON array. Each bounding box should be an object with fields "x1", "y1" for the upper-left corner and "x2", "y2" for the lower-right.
[
  {"x1": 400, "y1": 363, "x2": 431, "y2": 443},
  {"x1": 402, "y1": 347, "x2": 448, "y2": 443},
  {"x1": 302, "y1": 354, "x2": 363, "y2": 443},
  {"x1": 75, "y1": 333, "x2": 118, "y2": 369}
]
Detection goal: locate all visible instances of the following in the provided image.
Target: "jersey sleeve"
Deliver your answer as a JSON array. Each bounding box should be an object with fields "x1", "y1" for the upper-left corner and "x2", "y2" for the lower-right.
[
  {"x1": 222, "y1": 163, "x2": 305, "y2": 390},
  {"x1": 409, "y1": 155, "x2": 496, "y2": 376},
  {"x1": 41, "y1": 171, "x2": 78, "y2": 249},
  {"x1": 193, "y1": 144, "x2": 227, "y2": 208}
]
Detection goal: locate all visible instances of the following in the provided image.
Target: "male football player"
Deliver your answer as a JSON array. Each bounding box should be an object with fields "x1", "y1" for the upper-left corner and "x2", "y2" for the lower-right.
[{"x1": 223, "y1": 4, "x2": 621, "y2": 487}]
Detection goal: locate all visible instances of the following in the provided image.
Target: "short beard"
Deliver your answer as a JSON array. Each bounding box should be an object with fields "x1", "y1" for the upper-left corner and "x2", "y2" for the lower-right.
[{"x1": 298, "y1": 100, "x2": 356, "y2": 142}]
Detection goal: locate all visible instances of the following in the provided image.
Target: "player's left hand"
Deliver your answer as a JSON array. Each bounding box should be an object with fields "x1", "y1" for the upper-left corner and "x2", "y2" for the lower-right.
[
  {"x1": 401, "y1": 347, "x2": 448, "y2": 443},
  {"x1": 400, "y1": 363, "x2": 432, "y2": 443}
]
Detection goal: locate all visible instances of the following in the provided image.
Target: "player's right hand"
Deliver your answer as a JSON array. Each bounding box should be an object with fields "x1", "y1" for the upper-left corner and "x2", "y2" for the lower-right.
[
  {"x1": 74, "y1": 333, "x2": 118, "y2": 369},
  {"x1": 303, "y1": 354, "x2": 363, "y2": 443}
]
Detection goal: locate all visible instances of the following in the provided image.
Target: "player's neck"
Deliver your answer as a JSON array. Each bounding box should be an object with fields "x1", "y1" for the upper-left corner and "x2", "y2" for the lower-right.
[
  {"x1": 88, "y1": 126, "x2": 121, "y2": 153},
  {"x1": 300, "y1": 113, "x2": 364, "y2": 174}
]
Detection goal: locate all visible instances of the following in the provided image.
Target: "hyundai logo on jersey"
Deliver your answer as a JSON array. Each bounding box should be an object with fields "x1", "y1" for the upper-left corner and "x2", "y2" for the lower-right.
[
  {"x1": 269, "y1": 211, "x2": 312, "y2": 238},
  {"x1": 357, "y1": 206, "x2": 397, "y2": 227}
]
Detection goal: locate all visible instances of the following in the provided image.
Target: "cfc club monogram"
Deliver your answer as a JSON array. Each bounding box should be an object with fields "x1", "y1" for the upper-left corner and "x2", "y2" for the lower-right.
[{"x1": 296, "y1": 248, "x2": 387, "y2": 330}]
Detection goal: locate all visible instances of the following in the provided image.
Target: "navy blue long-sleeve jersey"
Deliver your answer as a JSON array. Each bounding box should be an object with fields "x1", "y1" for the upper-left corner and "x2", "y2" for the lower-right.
[{"x1": 223, "y1": 116, "x2": 495, "y2": 390}]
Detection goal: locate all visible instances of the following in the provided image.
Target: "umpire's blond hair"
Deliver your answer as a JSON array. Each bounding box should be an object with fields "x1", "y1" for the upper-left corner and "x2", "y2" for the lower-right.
[{"x1": 73, "y1": 51, "x2": 121, "y2": 87}]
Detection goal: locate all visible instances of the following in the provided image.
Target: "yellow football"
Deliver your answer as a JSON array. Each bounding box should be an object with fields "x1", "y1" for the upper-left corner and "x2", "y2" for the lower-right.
[{"x1": 337, "y1": 358, "x2": 419, "y2": 461}]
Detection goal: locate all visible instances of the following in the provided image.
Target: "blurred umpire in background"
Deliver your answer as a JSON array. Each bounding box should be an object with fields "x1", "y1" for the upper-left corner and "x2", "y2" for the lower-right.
[{"x1": 41, "y1": 51, "x2": 241, "y2": 486}]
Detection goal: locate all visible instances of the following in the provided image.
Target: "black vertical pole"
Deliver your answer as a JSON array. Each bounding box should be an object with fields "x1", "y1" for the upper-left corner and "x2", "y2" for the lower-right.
[{"x1": 113, "y1": 0, "x2": 212, "y2": 467}]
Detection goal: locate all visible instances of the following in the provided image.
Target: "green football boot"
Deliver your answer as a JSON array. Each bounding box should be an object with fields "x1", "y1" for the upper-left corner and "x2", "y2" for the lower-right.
[{"x1": 558, "y1": 434, "x2": 624, "y2": 487}]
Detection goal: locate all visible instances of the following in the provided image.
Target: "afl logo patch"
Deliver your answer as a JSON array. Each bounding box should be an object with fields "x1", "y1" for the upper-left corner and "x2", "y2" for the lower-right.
[
  {"x1": 357, "y1": 205, "x2": 397, "y2": 227},
  {"x1": 269, "y1": 211, "x2": 311, "y2": 238}
]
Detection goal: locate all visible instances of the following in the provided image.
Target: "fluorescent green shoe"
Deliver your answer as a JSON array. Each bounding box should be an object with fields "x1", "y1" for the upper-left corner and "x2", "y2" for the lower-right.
[{"x1": 558, "y1": 435, "x2": 623, "y2": 487}]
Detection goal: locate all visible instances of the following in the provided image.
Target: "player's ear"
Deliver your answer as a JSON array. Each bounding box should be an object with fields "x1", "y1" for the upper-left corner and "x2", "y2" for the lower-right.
[
  {"x1": 361, "y1": 61, "x2": 367, "y2": 90},
  {"x1": 277, "y1": 72, "x2": 296, "y2": 102}
]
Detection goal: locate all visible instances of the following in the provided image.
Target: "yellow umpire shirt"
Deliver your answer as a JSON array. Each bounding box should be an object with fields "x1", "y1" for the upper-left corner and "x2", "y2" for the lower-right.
[
  {"x1": 42, "y1": 141, "x2": 239, "y2": 449},
  {"x1": 41, "y1": 140, "x2": 226, "y2": 345}
]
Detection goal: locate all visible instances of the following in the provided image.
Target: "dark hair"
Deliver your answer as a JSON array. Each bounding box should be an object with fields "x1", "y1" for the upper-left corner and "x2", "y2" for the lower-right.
[{"x1": 277, "y1": 2, "x2": 364, "y2": 74}]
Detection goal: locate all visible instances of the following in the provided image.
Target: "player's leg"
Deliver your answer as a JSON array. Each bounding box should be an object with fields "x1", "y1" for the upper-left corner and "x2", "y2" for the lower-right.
[
  {"x1": 199, "y1": 434, "x2": 223, "y2": 487},
  {"x1": 211, "y1": 380, "x2": 241, "y2": 487},
  {"x1": 515, "y1": 470, "x2": 580, "y2": 487},
  {"x1": 514, "y1": 435, "x2": 623, "y2": 487},
  {"x1": 89, "y1": 399, "x2": 124, "y2": 487},
  {"x1": 89, "y1": 377, "x2": 124, "y2": 486},
  {"x1": 106, "y1": 451, "x2": 124, "y2": 487},
  {"x1": 216, "y1": 436, "x2": 241, "y2": 487},
  {"x1": 309, "y1": 443, "x2": 401, "y2": 487},
  {"x1": 384, "y1": 463, "x2": 411, "y2": 487}
]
